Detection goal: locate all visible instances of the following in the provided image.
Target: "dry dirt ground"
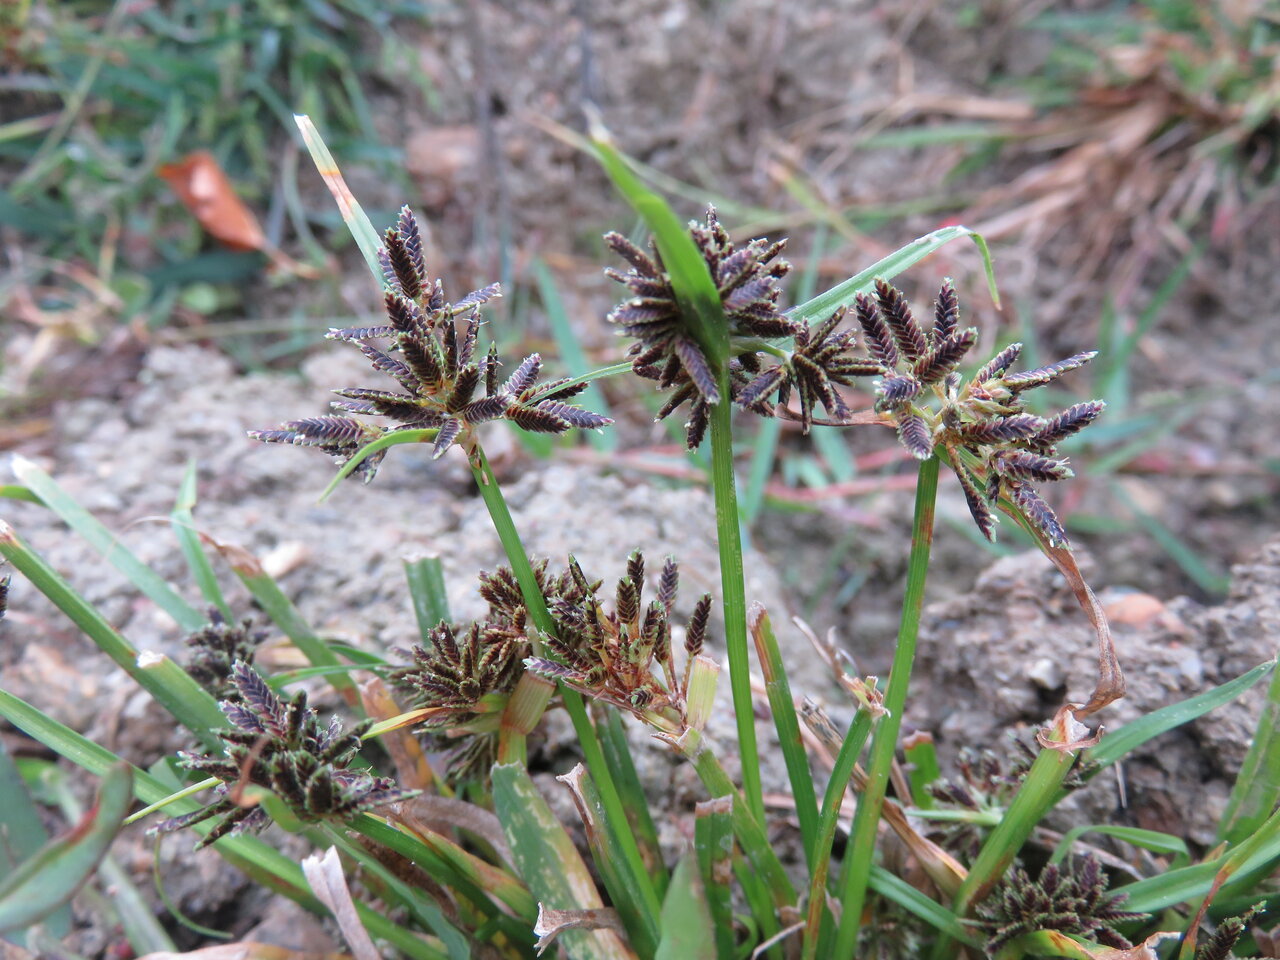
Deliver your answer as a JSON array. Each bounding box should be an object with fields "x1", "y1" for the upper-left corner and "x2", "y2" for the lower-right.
[{"x1": 3, "y1": 0, "x2": 1279, "y2": 953}]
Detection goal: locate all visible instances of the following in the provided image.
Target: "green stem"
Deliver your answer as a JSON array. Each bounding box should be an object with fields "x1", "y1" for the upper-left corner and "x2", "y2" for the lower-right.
[
  {"x1": 931, "y1": 720, "x2": 1079, "y2": 960},
  {"x1": 466, "y1": 438, "x2": 664, "y2": 931},
  {"x1": 833, "y1": 456, "x2": 939, "y2": 957},
  {"x1": 802, "y1": 710, "x2": 876, "y2": 960},
  {"x1": 707, "y1": 394, "x2": 764, "y2": 827}
]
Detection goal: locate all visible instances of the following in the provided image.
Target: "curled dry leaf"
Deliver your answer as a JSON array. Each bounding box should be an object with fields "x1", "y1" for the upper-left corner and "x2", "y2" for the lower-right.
[
  {"x1": 996, "y1": 499, "x2": 1125, "y2": 718},
  {"x1": 157, "y1": 151, "x2": 318, "y2": 278},
  {"x1": 158, "y1": 152, "x2": 267, "y2": 253},
  {"x1": 533, "y1": 904, "x2": 626, "y2": 956},
  {"x1": 1036, "y1": 704, "x2": 1104, "y2": 754},
  {"x1": 301, "y1": 847, "x2": 381, "y2": 960}
]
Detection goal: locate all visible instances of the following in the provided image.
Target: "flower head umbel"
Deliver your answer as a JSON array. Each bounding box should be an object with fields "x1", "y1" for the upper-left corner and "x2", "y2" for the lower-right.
[
  {"x1": 251, "y1": 206, "x2": 610, "y2": 481},
  {"x1": 975, "y1": 855, "x2": 1146, "y2": 954},
  {"x1": 741, "y1": 277, "x2": 1103, "y2": 547},
  {"x1": 182, "y1": 608, "x2": 267, "y2": 699},
  {"x1": 605, "y1": 206, "x2": 799, "y2": 448},
  {"x1": 523, "y1": 551, "x2": 712, "y2": 732},
  {"x1": 153, "y1": 662, "x2": 416, "y2": 847},
  {"x1": 395, "y1": 551, "x2": 710, "y2": 772}
]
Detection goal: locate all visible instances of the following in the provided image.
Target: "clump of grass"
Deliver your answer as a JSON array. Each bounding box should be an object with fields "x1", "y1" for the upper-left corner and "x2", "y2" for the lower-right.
[{"x1": 2, "y1": 121, "x2": 1278, "y2": 960}]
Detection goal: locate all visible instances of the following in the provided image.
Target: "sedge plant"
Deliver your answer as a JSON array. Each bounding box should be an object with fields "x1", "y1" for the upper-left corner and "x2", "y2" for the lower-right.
[{"x1": 3, "y1": 119, "x2": 1280, "y2": 960}]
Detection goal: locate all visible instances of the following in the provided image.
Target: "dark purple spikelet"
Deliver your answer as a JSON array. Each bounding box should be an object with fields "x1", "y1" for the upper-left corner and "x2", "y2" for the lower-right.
[
  {"x1": 384, "y1": 291, "x2": 423, "y2": 334},
  {"x1": 503, "y1": 354, "x2": 542, "y2": 397},
  {"x1": 685, "y1": 594, "x2": 712, "y2": 657},
  {"x1": 876, "y1": 373, "x2": 923, "y2": 409},
  {"x1": 1002, "y1": 352, "x2": 1098, "y2": 391},
  {"x1": 897, "y1": 414, "x2": 934, "y2": 460},
  {"x1": 913, "y1": 328, "x2": 977, "y2": 385},
  {"x1": 657, "y1": 557, "x2": 679, "y2": 614},
  {"x1": 933, "y1": 279, "x2": 959, "y2": 341},
  {"x1": 991, "y1": 450, "x2": 1073, "y2": 483},
  {"x1": 674, "y1": 336, "x2": 720, "y2": 405},
  {"x1": 1033, "y1": 400, "x2": 1107, "y2": 450},
  {"x1": 875, "y1": 278, "x2": 928, "y2": 362},
  {"x1": 854, "y1": 293, "x2": 899, "y2": 368},
  {"x1": 252, "y1": 207, "x2": 609, "y2": 478},
  {"x1": 955, "y1": 465, "x2": 998, "y2": 541},
  {"x1": 956, "y1": 414, "x2": 1047, "y2": 444},
  {"x1": 1009, "y1": 483, "x2": 1068, "y2": 547},
  {"x1": 432, "y1": 419, "x2": 463, "y2": 458},
  {"x1": 973, "y1": 342, "x2": 1024, "y2": 385}
]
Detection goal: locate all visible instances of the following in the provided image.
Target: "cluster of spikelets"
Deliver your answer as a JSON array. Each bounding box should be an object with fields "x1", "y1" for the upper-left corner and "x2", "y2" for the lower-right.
[
  {"x1": 153, "y1": 662, "x2": 416, "y2": 846},
  {"x1": 522, "y1": 550, "x2": 713, "y2": 727},
  {"x1": 393, "y1": 551, "x2": 711, "y2": 774},
  {"x1": 249, "y1": 207, "x2": 610, "y2": 480},
  {"x1": 974, "y1": 855, "x2": 1146, "y2": 954},
  {"x1": 183, "y1": 608, "x2": 266, "y2": 699},
  {"x1": 842, "y1": 280, "x2": 1104, "y2": 548},
  {"x1": 604, "y1": 209, "x2": 1105, "y2": 547},
  {"x1": 605, "y1": 207, "x2": 800, "y2": 449}
]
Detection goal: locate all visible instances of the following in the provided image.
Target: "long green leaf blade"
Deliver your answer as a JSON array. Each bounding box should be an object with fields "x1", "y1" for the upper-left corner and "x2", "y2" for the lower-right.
[
  {"x1": 0, "y1": 763, "x2": 133, "y2": 934},
  {"x1": 0, "y1": 522, "x2": 227, "y2": 751},
  {"x1": 491, "y1": 762, "x2": 634, "y2": 960},
  {"x1": 12, "y1": 456, "x2": 205, "y2": 631},
  {"x1": 1087, "y1": 658, "x2": 1275, "y2": 770},
  {"x1": 654, "y1": 853, "x2": 716, "y2": 960},
  {"x1": 788, "y1": 225, "x2": 998, "y2": 327},
  {"x1": 170, "y1": 459, "x2": 233, "y2": 621}
]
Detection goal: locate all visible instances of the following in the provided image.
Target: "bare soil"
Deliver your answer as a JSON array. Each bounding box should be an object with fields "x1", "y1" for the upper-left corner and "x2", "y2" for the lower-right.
[{"x1": 3, "y1": 0, "x2": 1278, "y2": 954}]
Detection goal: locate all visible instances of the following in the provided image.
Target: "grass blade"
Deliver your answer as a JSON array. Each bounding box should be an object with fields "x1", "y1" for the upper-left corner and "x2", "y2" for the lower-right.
[
  {"x1": 0, "y1": 763, "x2": 132, "y2": 935},
  {"x1": 39, "y1": 762, "x2": 176, "y2": 955},
  {"x1": 1049, "y1": 824, "x2": 1189, "y2": 868},
  {"x1": 597, "y1": 710, "x2": 668, "y2": 897},
  {"x1": 11, "y1": 455, "x2": 205, "y2": 632},
  {"x1": 0, "y1": 742, "x2": 67, "y2": 941},
  {"x1": 788, "y1": 227, "x2": 998, "y2": 327},
  {"x1": 1086, "y1": 658, "x2": 1274, "y2": 770},
  {"x1": 171, "y1": 459, "x2": 233, "y2": 621},
  {"x1": 749, "y1": 603, "x2": 819, "y2": 868},
  {"x1": 403, "y1": 554, "x2": 451, "y2": 641},
  {"x1": 0, "y1": 522, "x2": 227, "y2": 751},
  {"x1": 559, "y1": 764, "x2": 660, "y2": 956},
  {"x1": 294, "y1": 114, "x2": 384, "y2": 284},
  {"x1": 654, "y1": 853, "x2": 716, "y2": 960},
  {"x1": 835, "y1": 457, "x2": 939, "y2": 955},
  {"x1": 802, "y1": 706, "x2": 876, "y2": 960},
  {"x1": 867, "y1": 867, "x2": 981, "y2": 947},
  {"x1": 491, "y1": 762, "x2": 637, "y2": 960},
  {"x1": 694, "y1": 797, "x2": 735, "y2": 960},
  {"x1": 348, "y1": 814, "x2": 530, "y2": 924},
  {"x1": 1217, "y1": 659, "x2": 1280, "y2": 845}
]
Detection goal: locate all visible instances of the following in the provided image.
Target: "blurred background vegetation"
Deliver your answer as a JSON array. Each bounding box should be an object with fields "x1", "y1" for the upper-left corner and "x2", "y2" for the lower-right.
[{"x1": 1, "y1": 0, "x2": 1277, "y2": 616}]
